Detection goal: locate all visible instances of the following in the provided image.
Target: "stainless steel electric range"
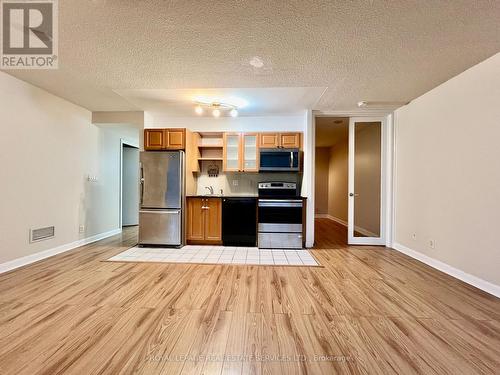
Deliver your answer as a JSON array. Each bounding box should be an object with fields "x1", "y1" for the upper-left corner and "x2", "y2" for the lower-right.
[{"x1": 257, "y1": 182, "x2": 303, "y2": 249}]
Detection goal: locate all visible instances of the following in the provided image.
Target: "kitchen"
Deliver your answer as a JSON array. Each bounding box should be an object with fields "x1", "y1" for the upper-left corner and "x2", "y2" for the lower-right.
[{"x1": 138, "y1": 127, "x2": 307, "y2": 253}]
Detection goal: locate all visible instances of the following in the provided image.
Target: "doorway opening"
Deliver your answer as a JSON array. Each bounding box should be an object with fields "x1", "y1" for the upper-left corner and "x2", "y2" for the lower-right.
[
  {"x1": 315, "y1": 117, "x2": 349, "y2": 246},
  {"x1": 314, "y1": 116, "x2": 386, "y2": 247},
  {"x1": 121, "y1": 143, "x2": 140, "y2": 228}
]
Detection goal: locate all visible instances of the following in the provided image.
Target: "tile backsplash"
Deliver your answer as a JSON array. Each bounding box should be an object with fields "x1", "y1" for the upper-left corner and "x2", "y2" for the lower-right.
[{"x1": 195, "y1": 161, "x2": 301, "y2": 196}]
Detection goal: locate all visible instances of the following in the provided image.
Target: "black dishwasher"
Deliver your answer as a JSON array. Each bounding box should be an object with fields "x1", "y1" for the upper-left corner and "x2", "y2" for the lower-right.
[{"x1": 222, "y1": 198, "x2": 257, "y2": 246}]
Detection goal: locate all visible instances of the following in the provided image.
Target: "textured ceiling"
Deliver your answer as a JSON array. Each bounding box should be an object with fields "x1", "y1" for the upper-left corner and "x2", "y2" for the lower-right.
[
  {"x1": 3, "y1": 0, "x2": 500, "y2": 112},
  {"x1": 315, "y1": 117, "x2": 348, "y2": 147},
  {"x1": 114, "y1": 87, "x2": 326, "y2": 116}
]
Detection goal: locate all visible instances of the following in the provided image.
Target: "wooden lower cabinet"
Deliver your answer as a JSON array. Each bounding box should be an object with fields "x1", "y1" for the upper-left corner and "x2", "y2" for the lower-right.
[
  {"x1": 186, "y1": 197, "x2": 222, "y2": 244},
  {"x1": 186, "y1": 197, "x2": 205, "y2": 241},
  {"x1": 204, "y1": 198, "x2": 222, "y2": 242}
]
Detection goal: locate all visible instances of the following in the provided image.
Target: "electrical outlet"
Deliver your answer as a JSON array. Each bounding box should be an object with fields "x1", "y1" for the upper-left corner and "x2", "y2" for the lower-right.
[
  {"x1": 232, "y1": 180, "x2": 239, "y2": 186},
  {"x1": 412, "y1": 233, "x2": 417, "y2": 241},
  {"x1": 79, "y1": 225, "x2": 85, "y2": 233},
  {"x1": 429, "y1": 239, "x2": 436, "y2": 249}
]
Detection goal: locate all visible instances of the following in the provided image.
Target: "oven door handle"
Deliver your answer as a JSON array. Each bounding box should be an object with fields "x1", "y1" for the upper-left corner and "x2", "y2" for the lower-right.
[
  {"x1": 258, "y1": 200, "x2": 303, "y2": 208},
  {"x1": 258, "y1": 199, "x2": 303, "y2": 203}
]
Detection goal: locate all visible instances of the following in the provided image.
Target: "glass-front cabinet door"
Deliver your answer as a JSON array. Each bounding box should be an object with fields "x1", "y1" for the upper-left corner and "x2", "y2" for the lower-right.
[
  {"x1": 242, "y1": 133, "x2": 259, "y2": 172},
  {"x1": 224, "y1": 133, "x2": 241, "y2": 172}
]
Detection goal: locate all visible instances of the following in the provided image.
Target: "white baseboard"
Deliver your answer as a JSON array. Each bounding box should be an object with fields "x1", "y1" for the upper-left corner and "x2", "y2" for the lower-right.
[
  {"x1": 314, "y1": 213, "x2": 329, "y2": 219},
  {"x1": 392, "y1": 242, "x2": 500, "y2": 298},
  {"x1": 354, "y1": 226, "x2": 378, "y2": 237},
  {"x1": 315, "y1": 214, "x2": 348, "y2": 227},
  {"x1": 0, "y1": 228, "x2": 122, "y2": 274}
]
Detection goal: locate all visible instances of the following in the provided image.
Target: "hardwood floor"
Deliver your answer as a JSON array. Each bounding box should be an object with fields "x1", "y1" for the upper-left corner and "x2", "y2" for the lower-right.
[{"x1": 0, "y1": 219, "x2": 499, "y2": 374}]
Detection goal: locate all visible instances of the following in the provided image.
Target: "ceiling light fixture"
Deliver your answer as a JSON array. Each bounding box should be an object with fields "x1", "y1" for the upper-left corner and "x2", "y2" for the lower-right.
[
  {"x1": 194, "y1": 101, "x2": 239, "y2": 117},
  {"x1": 249, "y1": 56, "x2": 264, "y2": 68}
]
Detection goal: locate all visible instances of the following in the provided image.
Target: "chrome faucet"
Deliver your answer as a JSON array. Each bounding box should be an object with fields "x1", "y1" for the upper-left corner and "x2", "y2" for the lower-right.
[{"x1": 205, "y1": 186, "x2": 214, "y2": 195}]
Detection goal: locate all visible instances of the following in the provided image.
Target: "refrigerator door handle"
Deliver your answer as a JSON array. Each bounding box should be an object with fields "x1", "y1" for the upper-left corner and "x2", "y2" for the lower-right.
[
  {"x1": 140, "y1": 209, "x2": 181, "y2": 214},
  {"x1": 140, "y1": 164, "x2": 144, "y2": 206}
]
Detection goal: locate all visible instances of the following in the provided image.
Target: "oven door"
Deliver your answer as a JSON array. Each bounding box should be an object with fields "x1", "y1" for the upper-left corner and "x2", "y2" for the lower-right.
[
  {"x1": 259, "y1": 149, "x2": 300, "y2": 171},
  {"x1": 258, "y1": 199, "x2": 303, "y2": 232}
]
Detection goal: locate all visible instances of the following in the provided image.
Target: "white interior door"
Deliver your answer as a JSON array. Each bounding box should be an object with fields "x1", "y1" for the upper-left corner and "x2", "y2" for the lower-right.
[{"x1": 348, "y1": 117, "x2": 386, "y2": 245}]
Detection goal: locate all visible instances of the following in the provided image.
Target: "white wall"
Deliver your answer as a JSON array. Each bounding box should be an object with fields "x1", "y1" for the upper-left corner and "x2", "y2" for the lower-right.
[
  {"x1": 144, "y1": 112, "x2": 306, "y2": 132},
  {"x1": 0, "y1": 72, "x2": 136, "y2": 265},
  {"x1": 122, "y1": 146, "x2": 139, "y2": 226},
  {"x1": 314, "y1": 147, "x2": 330, "y2": 214},
  {"x1": 394, "y1": 52, "x2": 500, "y2": 289},
  {"x1": 328, "y1": 141, "x2": 349, "y2": 222}
]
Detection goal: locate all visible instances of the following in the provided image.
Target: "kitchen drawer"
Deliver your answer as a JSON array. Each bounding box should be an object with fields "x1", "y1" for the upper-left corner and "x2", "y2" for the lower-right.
[
  {"x1": 139, "y1": 209, "x2": 181, "y2": 246},
  {"x1": 258, "y1": 232, "x2": 302, "y2": 249}
]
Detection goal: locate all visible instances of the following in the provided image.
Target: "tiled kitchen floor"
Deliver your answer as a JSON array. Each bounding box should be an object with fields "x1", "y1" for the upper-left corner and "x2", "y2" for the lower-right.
[{"x1": 108, "y1": 245, "x2": 319, "y2": 266}]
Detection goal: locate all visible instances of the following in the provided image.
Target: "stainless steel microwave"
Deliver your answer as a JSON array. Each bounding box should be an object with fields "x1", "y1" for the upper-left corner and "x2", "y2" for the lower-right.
[{"x1": 259, "y1": 149, "x2": 300, "y2": 172}]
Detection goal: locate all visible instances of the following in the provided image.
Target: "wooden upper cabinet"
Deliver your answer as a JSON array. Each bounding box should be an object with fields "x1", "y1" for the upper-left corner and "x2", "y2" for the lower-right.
[
  {"x1": 144, "y1": 128, "x2": 185, "y2": 150},
  {"x1": 223, "y1": 133, "x2": 241, "y2": 172},
  {"x1": 259, "y1": 132, "x2": 302, "y2": 149},
  {"x1": 166, "y1": 129, "x2": 185, "y2": 150},
  {"x1": 242, "y1": 133, "x2": 259, "y2": 172},
  {"x1": 280, "y1": 132, "x2": 301, "y2": 149},
  {"x1": 144, "y1": 129, "x2": 166, "y2": 150},
  {"x1": 259, "y1": 133, "x2": 280, "y2": 148},
  {"x1": 223, "y1": 133, "x2": 259, "y2": 172}
]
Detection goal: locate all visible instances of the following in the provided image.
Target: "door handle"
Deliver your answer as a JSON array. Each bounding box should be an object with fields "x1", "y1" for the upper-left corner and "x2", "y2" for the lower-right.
[
  {"x1": 349, "y1": 193, "x2": 360, "y2": 197},
  {"x1": 140, "y1": 165, "x2": 144, "y2": 205}
]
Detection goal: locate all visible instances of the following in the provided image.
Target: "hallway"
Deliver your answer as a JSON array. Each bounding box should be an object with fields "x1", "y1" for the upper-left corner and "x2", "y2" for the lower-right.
[{"x1": 314, "y1": 218, "x2": 349, "y2": 249}]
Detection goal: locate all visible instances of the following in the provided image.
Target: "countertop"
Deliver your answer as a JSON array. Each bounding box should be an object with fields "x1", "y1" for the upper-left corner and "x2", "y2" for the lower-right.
[
  {"x1": 186, "y1": 195, "x2": 307, "y2": 199},
  {"x1": 187, "y1": 195, "x2": 258, "y2": 198}
]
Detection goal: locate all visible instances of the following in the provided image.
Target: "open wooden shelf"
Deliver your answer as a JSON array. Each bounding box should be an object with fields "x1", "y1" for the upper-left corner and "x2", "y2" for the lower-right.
[
  {"x1": 197, "y1": 157, "x2": 223, "y2": 161},
  {"x1": 197, "y1": 144, "x2": 223, "y2": 148}
]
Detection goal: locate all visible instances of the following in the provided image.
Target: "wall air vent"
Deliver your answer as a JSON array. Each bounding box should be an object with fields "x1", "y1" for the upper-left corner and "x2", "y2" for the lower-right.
[{"x1": 30, "y1": 226, "x2": 55, "y2": 243}]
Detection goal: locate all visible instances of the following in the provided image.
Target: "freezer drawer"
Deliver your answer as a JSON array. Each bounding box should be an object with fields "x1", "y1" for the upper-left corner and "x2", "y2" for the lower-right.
[
  {"x1": 258, "y1": 232, "x2": 302, "y2": 249},
  {"x1": 139, "y1": 209, "x2": 181, "y2": 246}
]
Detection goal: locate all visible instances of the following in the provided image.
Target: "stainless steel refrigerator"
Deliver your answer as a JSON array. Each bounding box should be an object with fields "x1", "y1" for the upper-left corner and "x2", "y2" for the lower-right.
[{"x1": 139, "y1": 151, "x2": 185, "y2": 246}]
